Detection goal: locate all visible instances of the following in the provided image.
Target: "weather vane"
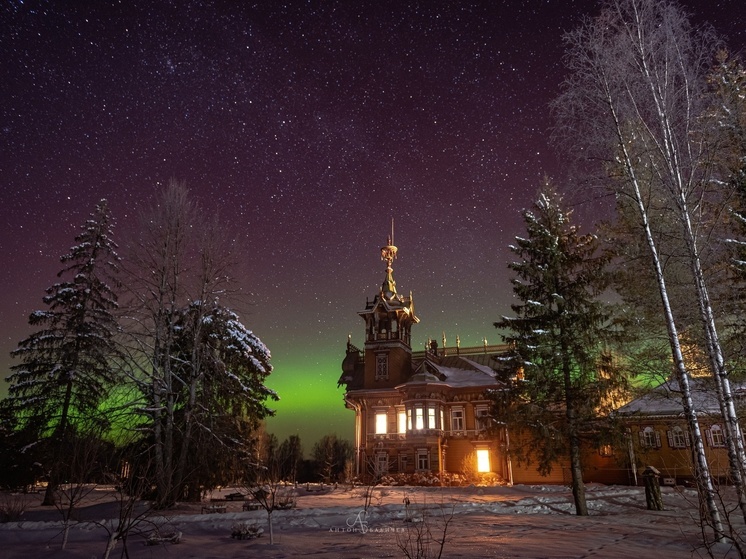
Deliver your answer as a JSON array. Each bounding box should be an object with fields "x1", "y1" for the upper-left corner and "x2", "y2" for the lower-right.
[{"x1": 380, "y1": 217, "x2": 397, "y2": 268}]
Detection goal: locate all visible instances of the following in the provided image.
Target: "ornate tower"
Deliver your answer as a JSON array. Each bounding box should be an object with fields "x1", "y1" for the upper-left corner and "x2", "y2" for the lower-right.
[{"x1": 358, "y1": 231, "x2": 419, "y2": 388}]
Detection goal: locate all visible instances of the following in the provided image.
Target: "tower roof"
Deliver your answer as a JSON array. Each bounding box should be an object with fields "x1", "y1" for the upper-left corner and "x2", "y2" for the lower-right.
[{"x1": 359, "y1": 227, "x2": 418, "y2": 323}]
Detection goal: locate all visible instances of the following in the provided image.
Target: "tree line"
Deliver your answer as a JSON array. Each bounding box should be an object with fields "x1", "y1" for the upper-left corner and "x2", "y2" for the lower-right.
[
  {"x1": 0, "y1": 181, "x2": 357, "y2": 507},
  {"x1": 491, "y1": 0, "x2": 746, "y2": 551},
  {"x1": 0, "y1": 183, "x2": 286, "y2": 508}
]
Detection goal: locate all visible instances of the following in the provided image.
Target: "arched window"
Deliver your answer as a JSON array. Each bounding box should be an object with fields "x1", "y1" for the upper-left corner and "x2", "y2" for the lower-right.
[
  {"x1": 639, "y1": 426, "x2": 661, "y2": 449},
  {"x1": 667, "y1": 426, "x2": 690, "y2": 449}
]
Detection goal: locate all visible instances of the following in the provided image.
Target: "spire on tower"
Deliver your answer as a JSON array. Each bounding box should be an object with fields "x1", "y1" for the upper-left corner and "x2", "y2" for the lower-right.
[{"x1": 380, "y1": 218, "x2": 398, "y2": 300}]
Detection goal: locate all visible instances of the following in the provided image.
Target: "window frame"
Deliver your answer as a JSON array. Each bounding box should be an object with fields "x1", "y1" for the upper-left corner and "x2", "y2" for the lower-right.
[
  {"x1": 639, "y1": 426, "x2": 662, "y2": 449},
  {"x1": 416, "y1": 449, "x2": 429, "y2": 471},
  {"x1": 451, "y1": 407, "x2": 464, "y2": 432},
  {"x1": 667, "y1": 426, "x2": 690, "y2": 449},
  {"x1": 375, "y1": 353, "x2": 388, "y2": 380},
  {"x1": 374, "y1": 412, "x2": 388, "y2": 435}
]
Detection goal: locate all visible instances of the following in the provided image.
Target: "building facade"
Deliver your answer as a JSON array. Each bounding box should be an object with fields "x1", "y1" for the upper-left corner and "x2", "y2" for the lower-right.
[
  {"x1": 338, "y1": 237, "x2": 526, "y2": 483},
  {"x1": 615, "y1": 378, "x2": 745, "y2": 486}
]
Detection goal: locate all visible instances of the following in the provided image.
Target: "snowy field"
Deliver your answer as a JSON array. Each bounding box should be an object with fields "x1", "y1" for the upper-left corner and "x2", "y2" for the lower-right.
[{"x1": 0, "y1": 483, "x2": 742, "y2": 558}]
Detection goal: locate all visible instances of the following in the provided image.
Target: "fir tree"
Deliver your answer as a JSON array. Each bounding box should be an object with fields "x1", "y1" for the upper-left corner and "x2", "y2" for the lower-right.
[
  {"x1": 171, "y1": 301, "x2": 277, "y2": 498},
  {"x1": 494, "y1": 185, "x2": 623, "y2": 516},
  {"x1": 3, "y1": 200, "x2": 120, "y2": 504}
]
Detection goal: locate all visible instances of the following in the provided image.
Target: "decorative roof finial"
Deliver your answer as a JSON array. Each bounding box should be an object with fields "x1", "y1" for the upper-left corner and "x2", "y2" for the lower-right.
[{"x1": 380, "y1": 218, "x2": 398, "y2": 299}]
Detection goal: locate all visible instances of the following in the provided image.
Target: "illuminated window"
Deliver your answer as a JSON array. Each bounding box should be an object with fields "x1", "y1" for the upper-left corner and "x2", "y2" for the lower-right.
[
  {"x1": 428, "y1": 407, "x2": 436, "y2": 429},
  {"x1": 375, "y1": 413, "x2": 387, "y2": 435},
  {"x1": 476, "y1": 449, "x2": 490, "y2": 473},
  {"x1": 440, "y1": 409, "x2": 444, "y2": 431},
  {"x1": 415, "y1": 408, "x2": 424, "y2": 430},
  {"x1": 668, "y1": 426, "x2": 690, "y2": 449},
  {"x1": 598, "y1": 444, "x2": 613, "y2": 457},
  {"x1": 398, "y1": 411, "x2": 407, "y2": 434},
  {"x1": 407, "y1": 409, "x2": 412, "y2": 431},
  {"x1": 451, "y1": 408, "x2": 464, "y2": 431},
  {"x1": 708, "y1": 425, "x2": 725, "y2": 448},
  {"x1": 376, "y1": 354, "x2": 388, "y2": 380}
]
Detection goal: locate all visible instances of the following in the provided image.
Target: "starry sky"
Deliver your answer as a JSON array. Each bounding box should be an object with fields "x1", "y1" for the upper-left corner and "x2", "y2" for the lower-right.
[{"x1": 2, "y1": 0, "x2": 744, "y2": 451}]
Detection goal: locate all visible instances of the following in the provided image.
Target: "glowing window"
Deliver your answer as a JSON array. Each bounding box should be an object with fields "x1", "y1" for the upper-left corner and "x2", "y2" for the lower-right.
[
  {"x1": 476, "y1": 449, "x2": 490, "y2": 473},
  {"x1": 415, "y1": 408, "x2": 424, "y2": 430},
  {"x1": 428, "y1": 407, "x2": 436, "y2": 429},
  {"x1": 375, "y1": 413, "x2": 387, "y2": 435},
  {"x1": 407, "y1": 409, "x2": 412, "y2": 431},
  {"x1": 398, "y1": 412, "x2": 407, "y2": 434},
  {"x1": 599, "y1": 444, "x2": 613, "y2": 457}
]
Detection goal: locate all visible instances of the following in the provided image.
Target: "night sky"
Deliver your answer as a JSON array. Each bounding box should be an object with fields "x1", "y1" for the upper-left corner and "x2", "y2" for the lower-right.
[{"x1": 2, "y1": 0, "x2": 744, "y2": 450}]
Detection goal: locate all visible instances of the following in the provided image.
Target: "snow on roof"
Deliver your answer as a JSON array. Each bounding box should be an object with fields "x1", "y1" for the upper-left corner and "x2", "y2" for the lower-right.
[
  {"x1": 404, "y1": 356, "x2": 502, "y2": 389},
  {"x1": 616, "y1": 378, "x2": 746, "y2": 417}
]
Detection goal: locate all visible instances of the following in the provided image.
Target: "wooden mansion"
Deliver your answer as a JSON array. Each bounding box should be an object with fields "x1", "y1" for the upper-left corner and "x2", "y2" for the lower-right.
[{"x1": 337, "y1": 236, "x2": 744, "y2": 486}]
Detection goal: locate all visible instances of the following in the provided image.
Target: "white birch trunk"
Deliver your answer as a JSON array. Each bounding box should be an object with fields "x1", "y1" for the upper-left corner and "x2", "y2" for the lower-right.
[{"x1": 603, "y1": 76, "x2": 724, "y2": 539}]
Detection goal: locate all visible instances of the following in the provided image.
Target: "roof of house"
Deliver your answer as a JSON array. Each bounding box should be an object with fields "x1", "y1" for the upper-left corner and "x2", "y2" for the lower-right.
[
  {"x1": 615, "y1": 377, "x2": 746, "y2": 417},
  {"x1": 403, "y1": 354, "x2": 505, "y2": 389}
]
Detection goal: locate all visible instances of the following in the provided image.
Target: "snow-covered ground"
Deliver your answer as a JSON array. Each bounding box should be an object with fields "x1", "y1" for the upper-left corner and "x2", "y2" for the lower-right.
[{"x1": 0, "y1": 483, "x2": 741, "y2": 558}]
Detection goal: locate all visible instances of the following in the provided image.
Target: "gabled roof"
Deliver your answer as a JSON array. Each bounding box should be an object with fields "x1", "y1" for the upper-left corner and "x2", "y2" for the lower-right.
[
  {"x1": 400, "y1": 354, "x2": 505, "y2": 389},
  {"x1": 616, "y1": 377, "x2": 746, "y2": 417}
]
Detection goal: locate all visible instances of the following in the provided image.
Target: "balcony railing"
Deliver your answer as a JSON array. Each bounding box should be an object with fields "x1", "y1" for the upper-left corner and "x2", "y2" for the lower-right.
[{"x1": 366, "y1": 429, "x2": 489, "y2": 441}]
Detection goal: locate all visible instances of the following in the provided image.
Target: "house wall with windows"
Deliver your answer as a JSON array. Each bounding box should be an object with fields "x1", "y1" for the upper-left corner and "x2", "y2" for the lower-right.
[
  {"x1": 625, "y1": 419, "x2": 733, "y2": 483},
  {"x1": 342, "y1": 351, "x2": 512, "y2": 481},
  {"x1": 613, "y1": 378, "x2": 746, "y2": 485}
]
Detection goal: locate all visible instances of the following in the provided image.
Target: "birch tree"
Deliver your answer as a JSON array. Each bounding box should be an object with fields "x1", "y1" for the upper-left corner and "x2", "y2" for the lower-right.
[{"x1": 553, "y1": 0, "x2": 736, "y2": 538}]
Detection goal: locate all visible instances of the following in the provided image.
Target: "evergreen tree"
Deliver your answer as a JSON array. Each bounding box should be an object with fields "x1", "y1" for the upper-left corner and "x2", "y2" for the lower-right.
[
  {"x1": 3, "y1": 200, "x2": 120, "y2": 504},
  {"x1": 312, "y1": 434, "x2": 352, "y2": 483},
  {"x1": 173, "y1": 301, "x2": 277, "y2": 497},
  {"x1": 278, "y1": 435, "x2": 303, "y2": 483},
  {"x1": 494, "y1": 185, "x2": 624, "y2": 516}
]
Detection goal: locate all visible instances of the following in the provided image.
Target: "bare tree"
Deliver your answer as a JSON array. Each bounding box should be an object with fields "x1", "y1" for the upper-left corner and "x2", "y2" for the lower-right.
[
  {"x1": 242, "y1": 432, "x2": 297, "y2": 545},
  {"x1": 396, "y1": 495, "x2": 455, "y2": 559},
  {"x1": 121, "y1": 181, "x2": 195, "y2": 507},
  {"x1": 553, "y1": 0, "x2": 740, "y2": 540},
  {"x1": 120, "y1": 181, "x2": 275, "y2": 507},
  {"x1": 100, "y1": 456, "x2": 159, "y2": 559},
  {"x1": 54, "y1": 431, "x2": 105, "y2": 549}
]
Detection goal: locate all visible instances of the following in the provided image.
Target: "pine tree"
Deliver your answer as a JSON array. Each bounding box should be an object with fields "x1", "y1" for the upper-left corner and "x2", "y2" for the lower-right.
[
  {"x1": 4, "y1": 200, "x2": 120, "y2": 504},
  {"x1": 494, "y1": 185, "x2": 623, "y2": 516}
]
